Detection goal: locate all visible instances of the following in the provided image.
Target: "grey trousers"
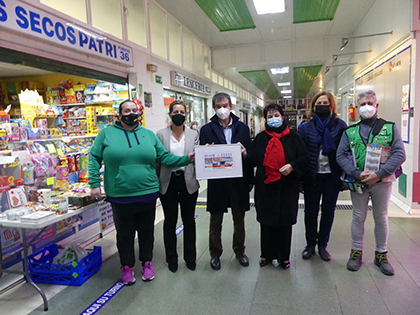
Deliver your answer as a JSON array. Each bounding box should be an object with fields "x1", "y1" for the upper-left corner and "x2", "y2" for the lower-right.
[{"x1": 350, "y1": 181, "x2": 393, "y2": 253}]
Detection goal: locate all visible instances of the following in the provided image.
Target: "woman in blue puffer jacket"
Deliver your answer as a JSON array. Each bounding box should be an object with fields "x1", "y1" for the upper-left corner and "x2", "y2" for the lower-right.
[{"x1": 298, "y1": 91, "x2": 347, "y2": 262}]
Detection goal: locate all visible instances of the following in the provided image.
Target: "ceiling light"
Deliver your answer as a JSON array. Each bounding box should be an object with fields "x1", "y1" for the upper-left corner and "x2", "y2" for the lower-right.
[
  {"x1": 253, "y1": 0, "x2": 285, "y2": 15},
  {"x1": 277, "y1": 82, "x2": 290, "y2": 86},
  {"x1": 332, "y1": 49, "x2": 372, "y2": 64},
  {"x1": 280, "y1": 90, "x2": 292, "y2": 94},
  {"x1": 340, "y1": 31, "x2": 393, "y2": 51},
  {"x1": 271, "y1": 67, "x2": 289, "y2": 74},
  {"x1": 284, "y1": 96, "x2": 292, "y2": 99}
]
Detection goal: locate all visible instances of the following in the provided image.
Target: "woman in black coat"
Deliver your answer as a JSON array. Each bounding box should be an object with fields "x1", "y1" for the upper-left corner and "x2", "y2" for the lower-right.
[{"x1": 246, "y1": 103, "x2": 310, "y2": 269}]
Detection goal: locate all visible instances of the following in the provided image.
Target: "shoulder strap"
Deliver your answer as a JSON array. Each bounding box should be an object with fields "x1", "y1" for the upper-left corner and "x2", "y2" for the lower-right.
[{"x1": 371, "y1": 118, "x2": 387, "y2": 138}]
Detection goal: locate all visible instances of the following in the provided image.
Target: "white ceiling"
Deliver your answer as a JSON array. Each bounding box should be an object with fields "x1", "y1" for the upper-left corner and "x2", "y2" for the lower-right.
[{"x1": 155, "y1": 0, "x2": 378, "y2": 99}]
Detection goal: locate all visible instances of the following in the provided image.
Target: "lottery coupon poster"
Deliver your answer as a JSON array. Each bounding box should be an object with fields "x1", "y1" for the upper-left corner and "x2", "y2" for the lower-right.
[{"x1": 195, "y1": 144, "x2": 243, "y2": 180}]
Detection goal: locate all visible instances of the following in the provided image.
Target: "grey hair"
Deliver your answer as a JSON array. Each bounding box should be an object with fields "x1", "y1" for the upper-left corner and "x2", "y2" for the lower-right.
[{"x1": 356, "y1": 90, "x2": 376, "y2": 105}]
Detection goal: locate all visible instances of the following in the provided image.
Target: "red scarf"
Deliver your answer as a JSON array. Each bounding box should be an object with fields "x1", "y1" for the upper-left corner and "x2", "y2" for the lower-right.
[{"x1": 263, "y1": 127, "x2": 290, "y2": 184}]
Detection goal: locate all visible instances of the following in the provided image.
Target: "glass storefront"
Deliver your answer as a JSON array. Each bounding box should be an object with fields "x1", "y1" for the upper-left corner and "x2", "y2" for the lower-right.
[{"x1": 163, "y1": 89, "x2": 207, "y2": 129}]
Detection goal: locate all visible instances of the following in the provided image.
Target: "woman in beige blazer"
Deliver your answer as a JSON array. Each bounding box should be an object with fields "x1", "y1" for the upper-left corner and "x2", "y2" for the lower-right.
[{"x1": 157, "y1": 100, "x2": 199, "y2": 272}]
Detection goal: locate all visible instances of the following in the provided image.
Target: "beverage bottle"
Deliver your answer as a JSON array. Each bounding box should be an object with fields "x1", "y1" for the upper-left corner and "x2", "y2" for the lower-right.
[{"x1": 23, "y1": 163, "x2": 34, "y2": 185}]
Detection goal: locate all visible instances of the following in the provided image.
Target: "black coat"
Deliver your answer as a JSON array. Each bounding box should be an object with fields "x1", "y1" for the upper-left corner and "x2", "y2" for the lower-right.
[
  {"x1": 247, "y1": 126, "x2": 310, "y2": 227},
  {"x1": 199, "y1": 113, "x2": 252, "y2": 213},
  {"x1": 298, "y1": 115, "x2": 347, "y2": 186}
]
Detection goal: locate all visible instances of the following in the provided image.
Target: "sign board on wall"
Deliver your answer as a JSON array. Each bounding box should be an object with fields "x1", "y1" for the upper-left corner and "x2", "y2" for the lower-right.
[
  {"x1": 355, "y1": 46, "x2": 411, "y2": 143},
  {"x1": 0, "y1": 0, "x2": 133, "y2": 66},
  {"x1": 170, "y1": 71, "x2": 211, "y2": 95}
]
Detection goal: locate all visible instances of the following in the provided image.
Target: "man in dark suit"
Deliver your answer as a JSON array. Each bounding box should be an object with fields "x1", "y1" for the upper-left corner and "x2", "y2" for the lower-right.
[{"x1": 199, "y1": 92, "x2": 252, "y2": 270}]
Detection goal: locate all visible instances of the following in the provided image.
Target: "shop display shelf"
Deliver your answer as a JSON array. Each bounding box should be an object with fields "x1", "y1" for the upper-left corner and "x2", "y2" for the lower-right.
[
  {"x1": 24, "y1": 244, "x2": 102, "y2": 286},
  {"x1": 63, "y1": 117, "x2": 87, "y2": 120}
]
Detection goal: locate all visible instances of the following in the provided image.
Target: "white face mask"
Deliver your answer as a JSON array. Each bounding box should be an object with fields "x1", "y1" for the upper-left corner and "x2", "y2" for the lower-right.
[
  {"x1": 216, "y1": 107, "x2": 230, "y2": 120},
  {"x1": 359, "y1": 105, "x2": 377, "y2": 119}
]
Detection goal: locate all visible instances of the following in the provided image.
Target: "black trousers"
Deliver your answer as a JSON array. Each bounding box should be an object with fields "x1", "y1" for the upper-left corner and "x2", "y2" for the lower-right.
[
  {"x1": 303, "y1": 173, "x2": 341, "y2": 247},
  {"x1": 209, "y1": 178, "x2": 246, "y2": 257},
  {"x1": 160, "y1": 172, "x2": 198, "y2": 265},
  {"x1": 111, "y1": 201, "x2": 156, "y2": 268},
  {"x1": 260, "y1": 223, "x2": 292, "y2": 262}
]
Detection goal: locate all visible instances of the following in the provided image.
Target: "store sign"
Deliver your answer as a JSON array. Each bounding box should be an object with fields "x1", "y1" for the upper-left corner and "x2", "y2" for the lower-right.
[
  {"x1": 242, "y1": 103, "x2": 251, "y2": 110},
  {"x1": 171, "y1": 71, "x2": 211, "y2": 95},
  {"x1": 0, "y1": 0, "x2": 133, "y2": 66}
]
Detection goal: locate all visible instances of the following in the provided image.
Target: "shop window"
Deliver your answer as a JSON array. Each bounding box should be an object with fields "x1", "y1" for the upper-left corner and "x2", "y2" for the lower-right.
[
  {"x1": 168, "y1": 17, "x2": 182, "y2": 66},
  {"x1": 204, "y1": 47, "x2": 211, "y2": 79},
  {"x1": 126, "y1": 0, "x2": 147, "y2": 48},
  {"x1": 91, "y1": 0, "x2": 123, "y2": 39},
  {"x1": 150, "y1": 3, "x2": 167, "y2": 59},
  {"x1": 183, "y1": 29, "x2": 193, "y2": 71},
  {"x1": 212, "y1": 72, "x2": 218, "y2": 84},
  {"x1": 193, "y1": 38, "x2": 203, "y2": 76},
  {"x1": 41, "y1": 0, "x2": 87, "y2": 23}
]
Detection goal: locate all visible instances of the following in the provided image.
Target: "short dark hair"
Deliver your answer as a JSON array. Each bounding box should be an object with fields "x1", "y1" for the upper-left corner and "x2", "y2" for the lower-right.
[
  {"x1": 169, "y1": 100, "x2": 186, "y2": 114},
  {"x1": 212, "y1": 92, "x2": 232, "y2": 108},
  {"x1": 119, "y1": 99, "x2": 136, "y2": 114},
  {"x1": 263, "y1": 103, "x2": 284, "y2": 119}
]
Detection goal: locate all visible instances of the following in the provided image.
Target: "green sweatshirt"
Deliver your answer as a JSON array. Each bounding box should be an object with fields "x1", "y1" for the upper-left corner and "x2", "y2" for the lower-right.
[{"x1": 88, "y1": 123, "x2": 191, "y2": 197}]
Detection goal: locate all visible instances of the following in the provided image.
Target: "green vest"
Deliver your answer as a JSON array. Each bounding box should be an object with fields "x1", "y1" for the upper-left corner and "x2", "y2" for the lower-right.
[{"x1": 346, "y1": 119, "x2": 394, "y2": 171}]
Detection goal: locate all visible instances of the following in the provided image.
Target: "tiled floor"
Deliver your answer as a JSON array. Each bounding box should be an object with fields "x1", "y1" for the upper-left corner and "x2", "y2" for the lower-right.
[{"x1": 1, "y1": 185, "x2": 420, "y2": 315}]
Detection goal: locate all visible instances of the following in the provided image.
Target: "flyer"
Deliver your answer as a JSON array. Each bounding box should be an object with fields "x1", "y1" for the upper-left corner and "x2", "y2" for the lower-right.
[{"x1": 195, "y1": 144, "x2": 243, "y2": 180}]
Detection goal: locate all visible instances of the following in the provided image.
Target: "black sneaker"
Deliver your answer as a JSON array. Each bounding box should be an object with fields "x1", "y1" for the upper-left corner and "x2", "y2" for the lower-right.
[
  {"x1": 374, "y1": 251, "x2": 395, "y2": 276},
  {"x1": 347, "y1": 250, "x2": 362, "y2": 271}
]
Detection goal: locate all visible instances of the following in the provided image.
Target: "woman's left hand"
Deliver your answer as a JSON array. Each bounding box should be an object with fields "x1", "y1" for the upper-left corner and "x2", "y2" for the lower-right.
[
  {"x1": 188, "y1": 151, "x2": 195, "y2": 162},
  {"x1": 279, "y1": 164, "x2": 293, "y2": 176}
]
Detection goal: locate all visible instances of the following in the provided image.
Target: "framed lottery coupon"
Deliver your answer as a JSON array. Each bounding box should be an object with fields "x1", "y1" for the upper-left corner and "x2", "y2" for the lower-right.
[{"x1": 195, "y1": 144, "x2": 243, "y2": 180}]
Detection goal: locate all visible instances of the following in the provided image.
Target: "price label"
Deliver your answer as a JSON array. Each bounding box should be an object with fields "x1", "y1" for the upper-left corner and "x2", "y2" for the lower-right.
[
  {"x1": 46, "y1": 177, "x2": 54, "y2": 185},
  {"x1": 47, "y1": 143, "x2": 56, "y2": 154}
]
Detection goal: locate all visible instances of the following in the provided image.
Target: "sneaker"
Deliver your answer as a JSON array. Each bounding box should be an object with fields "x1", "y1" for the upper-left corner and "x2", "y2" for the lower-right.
[
  {"x1": 374, "y1": 251, "x2": 395, "y2": 276},
  {"x1": 347, "y1": 250, "x2": 362, "y2": 271},
  {"x1": 142, "y1": 261, "x2": 155, "y2": 281},
  {"x1": 121, "y1": 266, "x2": 136, "y2": 285}
]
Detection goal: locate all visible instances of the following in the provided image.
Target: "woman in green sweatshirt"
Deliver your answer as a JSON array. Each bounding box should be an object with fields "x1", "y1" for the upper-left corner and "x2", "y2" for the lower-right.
[{"x1": 88, "y1": 100, "x2": 194, "y2": 285}]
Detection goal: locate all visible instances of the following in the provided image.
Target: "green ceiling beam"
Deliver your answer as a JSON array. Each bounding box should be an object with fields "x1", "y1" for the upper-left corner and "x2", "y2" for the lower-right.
[
  {"x1": 239, "y1": 70, "x2": 280, "y2": 100},
  {"x1": 293, "y1": 0, "x2": 341, "y2": 24},
  {"x1": 293, "y1": 65, "x2": 323, "y2": 98},
  {"x1": 194, "y1": 0, "x2": 255, "y2": 32}
]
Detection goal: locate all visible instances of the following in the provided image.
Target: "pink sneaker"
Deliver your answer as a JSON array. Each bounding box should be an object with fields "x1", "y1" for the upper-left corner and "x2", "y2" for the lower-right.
[
  {"x1": 121, "y1": 266, "x2": 136, "y2": 285},
  {"x1": 142, "y1": 261, "x2": 155, "y2": 281}
]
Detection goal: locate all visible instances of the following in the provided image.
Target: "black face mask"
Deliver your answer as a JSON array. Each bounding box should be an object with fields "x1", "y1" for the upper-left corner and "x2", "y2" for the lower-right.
[
  {"x1": 315, "y1": 105, "x2": 330, "y2": 119},
  {"x1": 171, "y1": 114, "x2": 185, "y2": 126},
  {"x1": 121, "y1": 113, "x2": 139, "y2": 126}
]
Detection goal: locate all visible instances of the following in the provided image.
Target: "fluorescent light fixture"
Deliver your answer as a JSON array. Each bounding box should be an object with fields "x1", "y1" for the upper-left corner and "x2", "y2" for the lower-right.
[
  {"x1": 253, "y1": 0, "x2": 285, "y2": 15},
  {"x1": 271, "y1": 67, "x2": 289, "y2": 74},
  {"x1": 277, "y1": 82, "x2": 290, "y2": 86},
  {"x1": 280, "y1": 90, "x2": 292, "y2": 94},
  {"x1": 340, "y1": 31, "x2": 393, "y2": 51},
  {"x1": 284, "y1": 96, "x2": 292, "y2": 99}
]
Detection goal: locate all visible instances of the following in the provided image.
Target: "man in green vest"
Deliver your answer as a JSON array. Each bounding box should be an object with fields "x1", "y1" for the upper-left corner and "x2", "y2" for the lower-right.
[{"x1": 336, "y1": 90, "x2": 405, "y2": 276}]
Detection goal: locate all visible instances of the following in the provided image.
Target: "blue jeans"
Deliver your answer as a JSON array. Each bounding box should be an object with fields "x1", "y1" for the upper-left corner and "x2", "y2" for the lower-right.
[
  {"x1": 303, "y1": 173, "x2": 341, "y2": 247},
  {"x1": 350, "y1": 181, "x2": 392, "y2": 252}
]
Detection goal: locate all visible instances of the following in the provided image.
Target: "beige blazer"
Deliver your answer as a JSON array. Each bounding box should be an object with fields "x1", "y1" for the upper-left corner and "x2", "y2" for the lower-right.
[{"x1": 156, "y1": 126, "x2": 199, "y2": 195}]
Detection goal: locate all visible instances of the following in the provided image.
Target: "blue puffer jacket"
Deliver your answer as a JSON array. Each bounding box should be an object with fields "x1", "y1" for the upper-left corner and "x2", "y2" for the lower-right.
[{"x1": 298, "y1": 114, "x2": 347, "y2": 184}]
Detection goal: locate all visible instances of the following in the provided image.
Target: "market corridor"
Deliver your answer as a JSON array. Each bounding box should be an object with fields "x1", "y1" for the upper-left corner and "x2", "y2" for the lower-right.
[{"x1": 1, "y1": 189, "x2": 420, "y2": 315}]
